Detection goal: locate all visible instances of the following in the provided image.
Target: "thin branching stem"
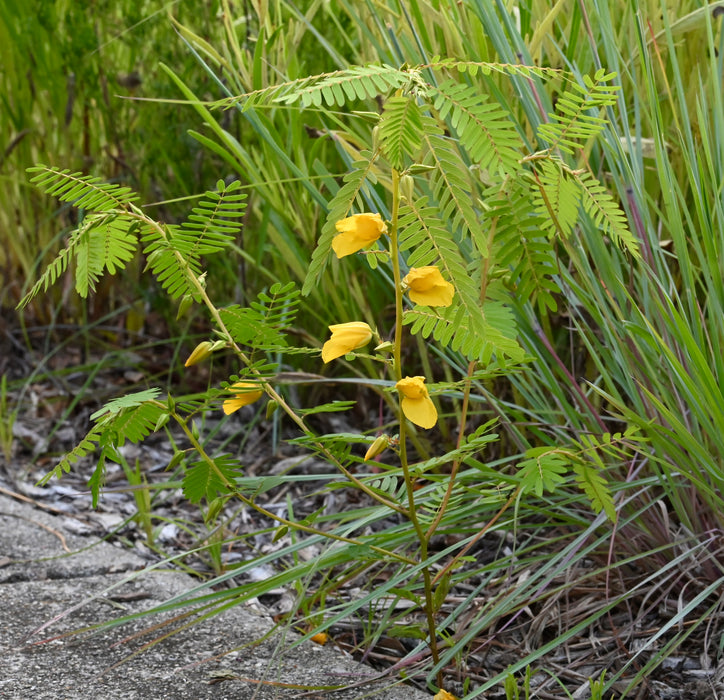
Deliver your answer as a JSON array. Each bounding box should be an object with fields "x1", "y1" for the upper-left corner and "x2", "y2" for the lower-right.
[
  {"x1": 425, "y1": 211, "x2": 501, "y2": 540},
  {"x1": 169, "y1": 406, "x2": 416, "y2": 566},
  {"x1": 389, "y1": 168, "x2": 442, "y2": 683}
]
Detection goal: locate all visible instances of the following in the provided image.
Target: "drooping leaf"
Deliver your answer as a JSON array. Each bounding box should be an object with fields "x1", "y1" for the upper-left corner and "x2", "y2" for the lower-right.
[
  {"x1": 571, "y1": 168, "x2": 640, "y2": 257},
  {"x1": 573, "y1": 462, "x2": 616, "y2": 522},
  {"x1": 429, "y1": 79, "x2": 522, "y2": 175},
  {"x1": 184, "y1": 453, "x2": 240, "y2": 504},
  {"x1": 378, "y1": 95, "x2": 424, "y2": 170},
  {"x1": 537, "y1": 69, "x2": 620, "y2": 154},
  {"x1": 403, "y1": 299, "x2": 525, "y2": 364},
  {"x1": 421, "y1": 118, "x2": 487, "y2": 256},
  {"x1": 518, "y1": 448, "x2": 573, "y2": 497},
  {"x1": 27, "y1": 165, "x2": 139, "y2": 211},
  {"x1": 74, "y1": 216, "x2": 139, "y2": 297}
]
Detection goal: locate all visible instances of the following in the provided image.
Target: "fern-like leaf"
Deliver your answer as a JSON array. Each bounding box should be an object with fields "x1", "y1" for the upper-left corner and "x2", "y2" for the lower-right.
[
  {"x1": 569, "y1": 431, "x2": 630, "y2": 522},
  {"x1": 39, "y1": 389, "x2": 165, "y2": 505},
  {"x1": 90, "y1": 388, "x2": 163, "y2": 420},
  {"x1": 183, "y1": 453, "x2": 241, "y2": 504},
  {"x1": 223, "y1": 60, "x2": 560, "y2": 112},
  {"x1": 27, "y1": 165, "x2": 139, "y2": 211},
  {"x1": 19, "y1": 243, "x2": 75, "y2": 309},
  {"x1": 20, "y1": 216, "x2": 140, "y2": 307},
  {"x1": 403, "y1": 299, "x2": 524, "y2": 364},
  {"x1": 421, "y1": 119, "x2": 487, "y2": 255},
  {"x1": 573, "y1": 462, "x2": 616, "y2": 521},
  {"x1": 142, "y1": 180, "x2": 246, "y2": 301},
  {"x1": 409, "y1": 420, "x2": 499, "y2": 475},
  {"x1": 275, "y1": 64, "x2": 414, "y2": 108},
  {"x1": 398, "y1": 199, "x2": 469, "y2": 274},
  {"x1": 378, "y1": 96, "x2": 424, "y2": 170},
  {"x1": 36, "y1": 423, "x2": 105, "y2": 486},
  {"x1": 529, "y1": 159, "x2": 580, "y2": 239},
  {"x1": 570, "y1": 168, "x2": 640, "y2": 257},
  {"x1": 302, "y1": 152, "x2": 380, "y2": 296},
  {"x1": 75, "y1": 216, "x2": 139, "y2": 297},
  {"x1": 175, "y1": 179, "x2": 246, "y2": 255},
  {"x1": 360, "y1": 473, "x2": 404, "y2": 502},
  {"x1": 19, "y1": 168, "x2": 142, "y2": 308},
  {"x1": 429, "y1": 79, "x2": 522, "y2": 175},
  {"x1": 142, "y1": 237, "x2": 203, "y2": 301},
  {"x1": 489, "y1": 179, "x2": 561, "y2": 312},
  {"x1": 518, "y1": 447, "x2": 572, "y2": 497},
  {"x1": 537, "y1": 69, "x2": 619, "y2": 154},
  {"x1": 219, "y1": 281, "x2": 300, "y2": 348},
  {"x1": 89, "y1": 389, "x2": 165, "y2": 449},
  {"x1": 431, "y1": 58, "x2": 563, "y2": 82},
  {"x1": 102, "y1": 401, "x2": 165, "y2": 446}
]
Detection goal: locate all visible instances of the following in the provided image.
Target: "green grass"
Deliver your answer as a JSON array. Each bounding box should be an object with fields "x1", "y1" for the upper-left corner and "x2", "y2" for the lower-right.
[{"x1": 0, "y1": 0, "x2": 229, "y2": 317}]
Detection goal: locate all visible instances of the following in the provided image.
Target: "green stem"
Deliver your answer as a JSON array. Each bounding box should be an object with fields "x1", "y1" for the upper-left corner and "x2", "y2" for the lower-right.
[
  {"x1": 388, "y1": 170, "x2": 442, "y2": 683},
  {"x1": 169, "y1": 407, "x2": 416, "y2": 566},
  {"x1": 432, "y1": 485, "x2": 520, "y2": 587},
  {"x1": 424, "y1": 361, "x2": 474, "y2": 540},
  {"x1": 425, "y1": 208, "x2": 499, "y2": 540}
]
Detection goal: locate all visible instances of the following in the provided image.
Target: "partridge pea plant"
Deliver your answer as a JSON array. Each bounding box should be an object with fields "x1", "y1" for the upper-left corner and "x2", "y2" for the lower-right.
[{"x1": 20, "y1": 58, "x2": 640, "y2": 691}]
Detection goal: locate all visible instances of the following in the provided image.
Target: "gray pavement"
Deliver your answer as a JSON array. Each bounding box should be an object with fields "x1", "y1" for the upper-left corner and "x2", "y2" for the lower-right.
[{"x1": 0, "y1": 493, "x2": 429, "y2": 699}]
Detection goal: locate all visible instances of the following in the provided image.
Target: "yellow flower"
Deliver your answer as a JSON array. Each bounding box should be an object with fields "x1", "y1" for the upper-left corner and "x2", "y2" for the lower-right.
[
  {"x1": 321, "y1": 322, "x2": 373, "y2": 363},
  {"x1": 402, "y1": 266, "x2": 455, "y2": 307},
  {"x1": 223, "y1": 382, "x2": 263, "y2": 415},
  {"x1": 332, "y1": 213, "x2": 387, "y2": 258},
  {"x1": 433, "y1": 690, "x2": 458, "y2": 700},
  {"x1": 395, "y1": 376, "x2": 437, "y2": 429}
]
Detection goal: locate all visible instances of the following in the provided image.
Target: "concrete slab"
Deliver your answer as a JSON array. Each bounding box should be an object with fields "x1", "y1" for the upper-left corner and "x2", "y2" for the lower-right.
[{"x1": 0, "y1": 494, "x2": 430, "y2": 699}]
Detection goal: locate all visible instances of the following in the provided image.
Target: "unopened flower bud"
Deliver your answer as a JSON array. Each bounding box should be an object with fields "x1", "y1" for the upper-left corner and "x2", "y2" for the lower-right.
[
  {"x1": 399, "y1": 174, "x2": 415, "y2": 203},
  {"x1": 266, "y1": 399, "x2": 279, "y2": 419},
  {"x1": 372, "y1": 125, "x2": 380, "y2": 152},
  {"x1": 364, "y1": 434, "x2": 390, "y2": 462},
  {"x1": 177, "y1": 292, "x2": 195, "y2": 319},
  {"x1": 184, "y1": 341, "x2": 214, "y2": 367}
]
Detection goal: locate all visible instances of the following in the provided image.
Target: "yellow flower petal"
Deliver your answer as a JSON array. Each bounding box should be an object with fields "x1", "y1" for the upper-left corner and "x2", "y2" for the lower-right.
[
  {"x1": 402, "y1": 266, "x2": 455, "y2": 307},
  {"x1": 310, "y1": 632, "x2": 329, "y2": 645},
  {"x1": 433, "y1": 690, "x2": 458, "y2": 700},
  {"x1": 332, "y1": 213, "x2": 387, "y2": 258},
  {"x1": 396, "y1": 376, "x2": 438, "y2": 429},
  {"x1": 321, "y1": 321, "x2": 373, "y2": 363},
  {"x1": 223, "y1": 382, "x2": 263, "y2": 415}
]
